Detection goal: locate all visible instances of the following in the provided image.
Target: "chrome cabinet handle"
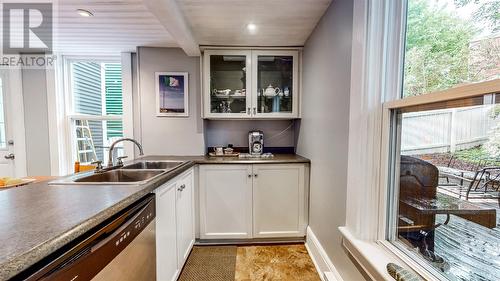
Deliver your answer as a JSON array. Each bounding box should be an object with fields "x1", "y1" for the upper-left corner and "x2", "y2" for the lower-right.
[
  {"x1": 247, "y1": 107, "x2": 250, "y2": 115},
  {"x1": 248, "y1": 174, "x2": 252, "y2": 178},
  {"x1": 253, "y1": 108, "x2": 256, "y2": 115},
  {"x1": 178, "y1": 184, "x2": 186, "y2": 191},
  {"x1": 4, "y1": 153, "x2": 14, "y2": 160},
  {"x1": 254, "y1": 174, "x2": 258, "y2": 178}
]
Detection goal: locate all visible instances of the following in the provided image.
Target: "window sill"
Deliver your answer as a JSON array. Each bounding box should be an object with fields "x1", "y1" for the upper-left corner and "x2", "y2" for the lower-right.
[{"x1": 338, "y1": 227, "x2": 435, "y2": 281}]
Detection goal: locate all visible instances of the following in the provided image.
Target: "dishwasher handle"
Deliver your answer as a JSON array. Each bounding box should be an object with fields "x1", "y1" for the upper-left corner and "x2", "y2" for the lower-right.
[
  {"x1": 28, "y1": 195, "x2": 155, "y2": 281},
  {"x1": 90, "y1": 200, "x2": 149, "y2": 252}
]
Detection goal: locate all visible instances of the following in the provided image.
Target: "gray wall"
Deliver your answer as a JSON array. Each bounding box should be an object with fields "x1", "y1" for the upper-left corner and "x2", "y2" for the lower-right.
[
  {"x1": 296, "y1": 0, "x2": 363, "y2": 279},
  {"x1": 205, "y1": 120, "x2": 296, "y2": 149},
  {"x1": 22, "y1": 69, "x2": 51, "y2": 176},
  {"x1": 137, "y1": 47, "x2": 205, "y2": 155}
]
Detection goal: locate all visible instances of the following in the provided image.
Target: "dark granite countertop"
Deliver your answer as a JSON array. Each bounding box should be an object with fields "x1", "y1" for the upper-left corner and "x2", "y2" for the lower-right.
[
  {"x1": 140, "y1": 154, "x2": 310, "y2": 164},
  {"x1": 0, "y1": 154, "x2": 309, "y2": 280}
]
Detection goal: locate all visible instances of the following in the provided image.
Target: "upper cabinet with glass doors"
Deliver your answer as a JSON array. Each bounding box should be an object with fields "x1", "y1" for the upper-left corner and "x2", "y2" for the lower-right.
[{"x1": 203, "y1": 50, "x2": 300, "y2": 119}]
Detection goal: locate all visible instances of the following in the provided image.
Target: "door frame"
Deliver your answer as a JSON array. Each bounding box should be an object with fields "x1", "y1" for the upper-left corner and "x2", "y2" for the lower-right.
[{"x1": 0, "y1": 68, "x2": 27, "y2": 177}]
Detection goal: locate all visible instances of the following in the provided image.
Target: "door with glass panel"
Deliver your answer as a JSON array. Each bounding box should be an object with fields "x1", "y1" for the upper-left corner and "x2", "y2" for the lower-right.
[
  {"x1": 0, "y1": 73, "x2": 13, "y2": 176},
  {"x1": 252, "y1": 50, "x2": 299, "y2": 118},
  {"x1": 0, "y1": 70, "x2": 24, "y2": 177},
  {"x1": 203, "y1": 50, "x2": 252, "y2": 118}
]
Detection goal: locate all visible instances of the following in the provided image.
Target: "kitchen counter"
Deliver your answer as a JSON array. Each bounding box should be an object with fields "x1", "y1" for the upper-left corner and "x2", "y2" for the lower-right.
[
  {"x1": 140, "y1": 154, "x2": 310, "y2": 164},
  {"x1": 0, "y1": 154, "x2": 309, "y2": 280}
]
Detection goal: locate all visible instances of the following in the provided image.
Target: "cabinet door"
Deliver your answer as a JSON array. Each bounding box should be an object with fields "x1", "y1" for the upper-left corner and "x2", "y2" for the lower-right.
[
  {"x1": 199, "y1": 165, "x2": 253, "y2": 239},
  {"x1": 253, "y1": 164, "x2": 306, "y2": 237},
  {"x1": 155, "y1": 182, "x2": 179, "y2": 281},
  {"x1": 251, "y1": 50, "x2": 299, "y2": 118},
  {"x1": 176, "y1": 169, "x2": 195, "y2": 268},
  {"x1": 203, "y1": 50, "x2": 252, "y2": 118}
]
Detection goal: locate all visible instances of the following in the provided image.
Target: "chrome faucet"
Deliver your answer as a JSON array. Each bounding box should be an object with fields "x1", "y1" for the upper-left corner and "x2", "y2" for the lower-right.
[{"x1": 107, "y1": 138, "x2": 144, "y2": 167}]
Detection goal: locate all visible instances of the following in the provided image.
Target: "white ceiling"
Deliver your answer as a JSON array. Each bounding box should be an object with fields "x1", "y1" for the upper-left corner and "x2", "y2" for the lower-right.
[
  {"x1": 51, "y1": 0, "x2": 332, "y2": 54},
  {"x1": 53, "y1": 0, "x2": 177, "y2": 54},
  {"x1": 177, "y1": 0, "x2": 332, "y2": 46}
]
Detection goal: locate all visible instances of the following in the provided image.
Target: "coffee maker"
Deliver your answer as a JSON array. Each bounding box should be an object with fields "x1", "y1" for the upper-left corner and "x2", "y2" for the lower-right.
[{"x1": 248, "y1": 131, "x2": 264, "y2": 155}]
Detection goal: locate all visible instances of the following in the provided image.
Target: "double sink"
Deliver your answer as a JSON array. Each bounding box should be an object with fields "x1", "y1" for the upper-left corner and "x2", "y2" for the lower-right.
[{"x1": 51, "y1": 161, "x2": 186, "y2": 185}]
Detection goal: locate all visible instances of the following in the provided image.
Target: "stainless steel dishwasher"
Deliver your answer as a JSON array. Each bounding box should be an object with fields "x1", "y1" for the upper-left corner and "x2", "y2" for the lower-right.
[{"x1": 25, "y1": 194, "x2": 156, "y2": 281}]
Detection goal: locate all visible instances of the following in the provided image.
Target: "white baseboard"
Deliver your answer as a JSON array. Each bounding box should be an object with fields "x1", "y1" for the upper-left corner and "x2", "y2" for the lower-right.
[{"x1": 305, "y1": 226, "x2": 344, "y2": 281}]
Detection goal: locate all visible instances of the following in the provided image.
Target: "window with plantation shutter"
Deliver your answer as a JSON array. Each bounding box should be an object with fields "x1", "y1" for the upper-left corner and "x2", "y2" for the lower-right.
[{"x1": 65, "y1": 59, "x2": 123, "y2": 166}]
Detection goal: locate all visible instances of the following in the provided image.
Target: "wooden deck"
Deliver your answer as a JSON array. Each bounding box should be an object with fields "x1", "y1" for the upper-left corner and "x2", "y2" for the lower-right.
[{"x1": 432, "y1": 186, "x2": 500, "y2": 281}]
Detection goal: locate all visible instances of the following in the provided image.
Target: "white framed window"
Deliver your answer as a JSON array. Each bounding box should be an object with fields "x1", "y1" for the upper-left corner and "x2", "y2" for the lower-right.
[
  {"x1": 341, "y1": 0, "x2": 500, "y2": 280},
  {"x1": 385, "y1": 84, "x2": 500, "y2": 281},
  {"x1": 62, "y1": 57, "x2": 125, "y2": 167},
  {"x1": 382, "y1": 0, "x2": 500, "y2": 280}
]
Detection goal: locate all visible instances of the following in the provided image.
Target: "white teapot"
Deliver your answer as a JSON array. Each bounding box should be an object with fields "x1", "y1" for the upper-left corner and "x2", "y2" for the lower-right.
[{"x1": 262, "y1": 84, "x2": 281, "y2": 96}]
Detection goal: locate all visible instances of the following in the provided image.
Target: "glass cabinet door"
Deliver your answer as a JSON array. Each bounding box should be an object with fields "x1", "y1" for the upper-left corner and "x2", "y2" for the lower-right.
[
  {"x1": 204, "y1": 50, "x2": 251, "y2": 117},
  {"x1": 253, "y1": 51, "x2": 298, "y2": 117}
]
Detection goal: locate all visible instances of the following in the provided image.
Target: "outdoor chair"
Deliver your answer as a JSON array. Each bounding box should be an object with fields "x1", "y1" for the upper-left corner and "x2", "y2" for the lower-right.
[
  {"x1": 466, "y1": 166, "x2": 500, "y2": 203},
  {"x1": 398, "y1": 156, "x2": 443, "y2": 263}
]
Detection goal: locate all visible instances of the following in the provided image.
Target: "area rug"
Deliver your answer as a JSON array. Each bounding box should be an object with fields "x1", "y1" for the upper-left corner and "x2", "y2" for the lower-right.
[{"x1": 178, "y1": 245, "x2": 237, "y2": 281}]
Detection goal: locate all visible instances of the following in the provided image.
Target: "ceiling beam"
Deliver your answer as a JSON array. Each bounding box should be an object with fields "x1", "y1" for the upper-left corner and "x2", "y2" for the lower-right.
[{"x1": 142, "y1": 0, "x2": 200, "y2": 56}]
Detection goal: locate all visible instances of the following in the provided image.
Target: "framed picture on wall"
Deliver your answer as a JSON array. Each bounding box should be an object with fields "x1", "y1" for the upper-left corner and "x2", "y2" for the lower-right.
[{"x1": 155, "y1": 72, "x2": 189, "y2": 117}]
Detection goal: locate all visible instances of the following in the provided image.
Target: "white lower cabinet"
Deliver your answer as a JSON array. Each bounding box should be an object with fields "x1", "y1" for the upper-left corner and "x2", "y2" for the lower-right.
[
  {"x1": 199, "y1": 164, "x2": 308, "y2": 239},
  {"x1": 253, "y1": 164, "x2": 306, "y2": 237},
  {"x1": 199, "y1": 165, "x2": 253, "y2": 239},
  {"x1": 155, "y1": 181, "x2": 178, "y2": 281},
  {"x1": 176, "y1": 169, "x2": 195, "y2": 268},
  {"x1": 155, "y1": 168, "x2": 195, "y2": 281}
]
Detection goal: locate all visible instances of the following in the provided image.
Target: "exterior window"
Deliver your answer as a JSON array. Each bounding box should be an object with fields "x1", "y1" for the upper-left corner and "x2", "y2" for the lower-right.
[
  {"x1": 389, "y1": 0, "x2": 500, "y2": 280},
  {"x1": 66, "y1": 60, "x2": 123, "y2": 166},
  {"x1": 390, "y1": 96, "x2": 500, "y2": 280},
  {"x1": 402, "y1": 0, "x2": 499, "y2": 97}
]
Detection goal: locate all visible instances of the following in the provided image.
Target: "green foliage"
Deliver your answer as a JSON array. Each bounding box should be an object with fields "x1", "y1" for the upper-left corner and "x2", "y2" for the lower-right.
[
  {"x1": 489, "y1": 104, "x2": 500, "y2": 118},
  {"x1": 454, "y1": 146, "x2": 490, "y2": 163},
  {"x1": 484, "y1": 122, "x2": 500, "y2": 158},
  {"x1": 403, "y1": 0, "x2": 477, "y2": 97},
  {"x1": 455, "y1": 0, "x2": 500, "y2": 32}
]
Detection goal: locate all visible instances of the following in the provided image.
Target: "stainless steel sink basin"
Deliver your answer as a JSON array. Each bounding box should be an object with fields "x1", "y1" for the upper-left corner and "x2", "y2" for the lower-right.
[
  {"x1": 74, "y1": 170, "x2": 164, "y2": 183},
  {"x1": 49, "y1": 160, "x2": 187, "y2": 185},
  {"x1": 49, "y1": 169, "x2": 166, "y2": 185},
  {"x1": 122, "y1": 161, "x2": 184, "y2": 170}
]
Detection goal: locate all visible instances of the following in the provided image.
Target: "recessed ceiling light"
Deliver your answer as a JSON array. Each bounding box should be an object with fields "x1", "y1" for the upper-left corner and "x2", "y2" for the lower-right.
[
  {"x1": 76, "y1": 9, "x2": 93, "y2": 17},
  {"x1": 247, "y1": 23, "x2": 257, "y2": 33}
]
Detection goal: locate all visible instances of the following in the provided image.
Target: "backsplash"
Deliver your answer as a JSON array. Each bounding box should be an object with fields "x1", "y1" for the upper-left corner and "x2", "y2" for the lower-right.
[{"x1": 204, "y1": 120, "x2": 297, "y2": 150}]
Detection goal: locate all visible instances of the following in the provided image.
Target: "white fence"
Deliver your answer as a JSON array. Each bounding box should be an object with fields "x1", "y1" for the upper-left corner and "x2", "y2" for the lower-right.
[{"x1": 401, "y1": 105, "x2": 498, "y2": 155}]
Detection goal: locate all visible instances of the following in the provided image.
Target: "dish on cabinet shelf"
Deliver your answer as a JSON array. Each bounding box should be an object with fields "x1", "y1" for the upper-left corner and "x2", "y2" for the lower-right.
[
  {"x1": 213, "y1": 89, "x2": 231, "y2": 95},
  {"x1": 213, "y1": 94, "x2": 246, "y2": 99},
  {"x1": 260, "y1": 84, "x2": 282, "y2": 97},
  {"x1": 212, "y1": 89, "x2": 246, "y2": 98}
]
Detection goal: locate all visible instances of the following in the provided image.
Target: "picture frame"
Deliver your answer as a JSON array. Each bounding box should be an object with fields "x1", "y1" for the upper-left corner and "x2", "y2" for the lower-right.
[{"x1": 155, "y1": 72, "x2": 189, "y2": 117}]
